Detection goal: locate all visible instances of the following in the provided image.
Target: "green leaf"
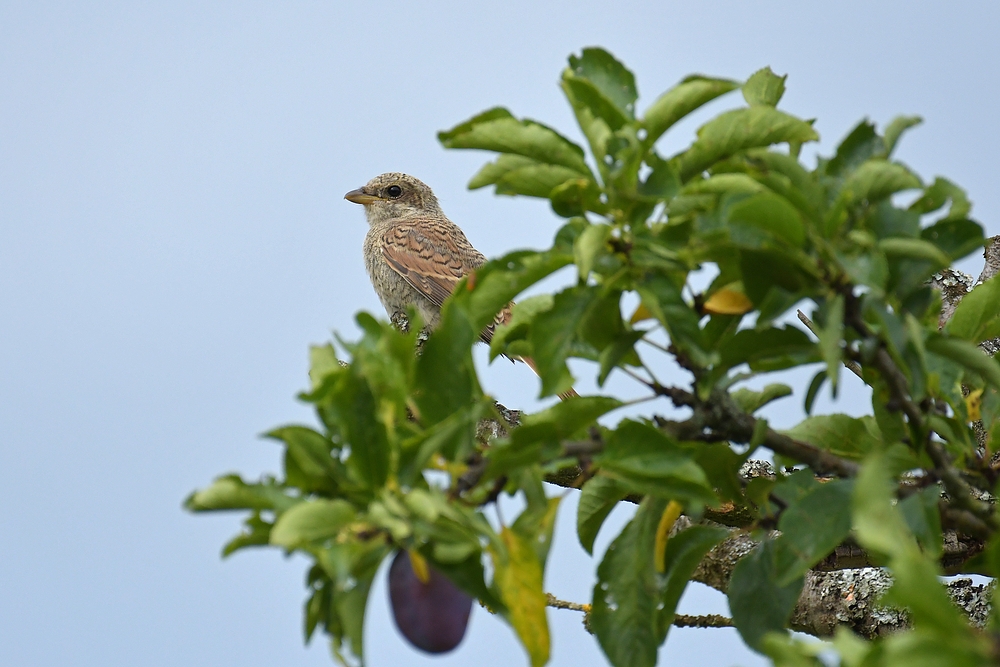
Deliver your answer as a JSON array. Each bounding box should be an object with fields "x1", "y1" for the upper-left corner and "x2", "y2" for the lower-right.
[
  {"x1": 728, "y1": 539, "x2": 804, "y2": 651},
  {"x1": 825, "y1": 120, "x2": 882, "y2": 177},
  {"x1": 597, "y1": 329, "x2": 645, "y2": 386},
  {"x1": 439, "y1": 107, "x2": 591, "y2": 175},
  {"x1": 308, "y1": 344, "x2": 341, "y2": 391},
  {"x1": 562, "y1": 76, "x2": 630, "y2": 135},
  {"x1": 574, "y1": 222, "x2": 612, "y2": 280},
  {"x1": 457, "y1": 249, "x2": 573, "y2": 337},
  {"x1": 577, "y1": 474, "x2": 628, "y2": 554},
  {"x1": 494, "y1": 527, "x2": 550, "y2": 667},
  {"x1": 512, "y1": 495, "x2": 561, "y2": 566},
  {"x1": 270, "y1": 499, "x2": 356, "y2": 549},
  {"x1": 816, "y1": 295, "x2": 845, "y2": 395},
  {"x1": 742, "y1": 67, "x2": 787, "y2": 107},
  {"x1": 727, "y1": 192, "x2": 806, "y2": 248},
  {"x1": 920, "y1": 217, "x2": 985, "y2": 261},
  {"x1": 304, "y1": 570, "x2": 331, "y2": 643},
  {"x1": 675, "y1": 107, "x2": 819, "y2": 181},
  {"x1": 517, "y1": 396, "x2": 621, "y2": 443},
  {"x1": 415, "y1": 305, "x2": 480, "y2": 429},
  {"x1": 567, "y1": 47, "x2": 638, "y2": 120},
  {"x1": 926, "y1": 333, "x2": 1000, "y2": 389},
  {"x1": 696, "y1": 445, "x2": 748, "y2": 507},
  {"x1": 468, "y1": 154, "x2": 538, "y2": 189},
  {"x1": 898, "y1": 485, "x2": 943, "y2": 559},
  {"x1": 869, "y1": 201, "x2": 921, "y2": 239},
  {"x1": 469, "y1": 154, "x2": 586, "y2": 200},
  {"x1": 909, "y1": 176, "x2": 971, "y2": 220},
  {"x1": 561, "y1": 49, "x2": 638, "y2": 138},
  {"x1": 489, "y1": 396, "x2": 622, "y2": 475},
  {"x1": 635, "y1": 273, "x2": 704, "y2": 361},
  {"x1": 780, "y1": 414, "x2": 882, "y2": 460},
  {"x1": 549, "y1": 177, "x2": 606, "y2": 217},
  {"x1": 326, "y1": 367, "x2": 392, "y2": 489},
  {"x1": 851, "y1": 452, "x2": 916, "y2": 558},
  {"x1": 946, "y1": 275, "x2": 1000, "y2": 344},
  {"x1": 657, "y1": 525, "x2": 729, "y2": 638},
  {"x1": 590, "y1": 497, "x2": 666, "y2": 667},
  {"x1": 489, "y1": 294, "x2": 553, "y2": 360},
  {"x1": 717, "y1": 326, "x2": 818, "y2": 373},
  {"x1": 579, "y1": 289, "x2": 627, "y2": 353},
  {"x1": 641, "y1": 76, "x2": 739, "y2": 147},
  {"x1": 803, "y1": 369, "x2": 827, "y2": 415},
  {"x1": 184, "y1": 475, "x2": 294, "y2": 512},
  {"x1": 493, "y1": 164, "x2": 586, "y2": 199},
  {"x1": 322, "y1": 540, "x2": 389, "y2": 665},
  {"x1": 437, "y1": 106, "x2": 514, "y2": 137},
  {"x1": 761, "y1": 635, "x2": 827, "y2": 666},
  {"x1": 743, "y1": 148, "x2": 825, "y2": 214},
  {"x1": 637, "y1": 156, "x2": 681, "y2": 201},
  {"x1": 738, "y1": 250, "x2": 816, "y2": 321},
  {"x1": 223, "y1": 513, "x2": 273, "y2": 556},
  {"x1": 399, "y1": 401, "x2": 485, "y2": 484},
  {"x1": 836, "y1": 249, "x2": 889, "y2": 293},
  {"x1": 883, "y1": 115, "x2": 923, "y2": 156},
  {"x1": 731, "y1": 383, "x2": 793, "y2": 414},
  {"x1": 841, "y1": 160, "x2": 922, "y2": 206},
  {"x1": 775, "y1": 480, "x2": 854, "y2": 584},
  {"x1": 595, "y1": 421, "x2": 716, "y2": 505},
  {"x1": 267, "y1": 425, "x2": 339, "y2": 485},
  {"x1": 527, "y1": 285, "x2": 594, "y2": 396},
  {"x1": 878, "y1": 236, "x2": 951, "y2": 268},
  {"x1": 683, "y1": 172, "x2": 767, "y2": 197}
]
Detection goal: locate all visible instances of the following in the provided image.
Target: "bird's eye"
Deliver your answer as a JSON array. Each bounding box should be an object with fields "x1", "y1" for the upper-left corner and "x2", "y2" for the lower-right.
[{"x1": 386, "y1": 185, "x2": 403, "y2": 199}]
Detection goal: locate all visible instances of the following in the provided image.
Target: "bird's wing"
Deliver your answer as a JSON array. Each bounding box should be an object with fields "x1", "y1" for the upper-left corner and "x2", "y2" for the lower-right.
[{"x1": 380, "y1": 218, "x2": 486, "y2": 310}]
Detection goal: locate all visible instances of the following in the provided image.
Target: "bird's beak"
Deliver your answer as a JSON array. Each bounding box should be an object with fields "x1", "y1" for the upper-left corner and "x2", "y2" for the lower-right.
[{"x1": 344, "y1": 188, "x2": 379, "y2": 205}]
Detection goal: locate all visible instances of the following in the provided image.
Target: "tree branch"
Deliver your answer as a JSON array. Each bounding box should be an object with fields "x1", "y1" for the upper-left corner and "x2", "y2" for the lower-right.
[
  {"x1": 655, "y1": 390, "x2": 860, "y2": 478},
  {"x1": 677, "y1": 516, "x2": 992, "y2": 638},
  {"x1": 545, "y1": 592, "x2": 734, "y2": 632}
]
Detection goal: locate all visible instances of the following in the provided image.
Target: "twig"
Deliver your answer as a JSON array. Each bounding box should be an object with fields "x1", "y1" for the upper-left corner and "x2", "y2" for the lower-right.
[
  {"x1": 639, "y1": 333, "x2": 671, "y2": 354},
  {"x1": 842, "y1": 294, "x2": 998, "y2": 534},
  {"x1": 546, "y1": 593, "x2": 591, "y2": 613},
  {"x1": 546, "y1": 593, "x2": 734, "y2": 631},
  {"x1": 619, "y1": 365, "x2": 656, "y2": 388},
  {"x1": 658, "y1": 389, "x2": 861, "y2": 478},
  {"x1": 672, "y1": 613, "x2": 733, "y2": 628},
  {"x1": 796, "y1": 309, "x2": 863, "y2": 379}
]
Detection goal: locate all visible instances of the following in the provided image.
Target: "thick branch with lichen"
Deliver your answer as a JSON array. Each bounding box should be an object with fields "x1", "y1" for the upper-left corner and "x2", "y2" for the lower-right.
[{"x1": 672, "y1": 516, "x2": 992, "y2": 638}]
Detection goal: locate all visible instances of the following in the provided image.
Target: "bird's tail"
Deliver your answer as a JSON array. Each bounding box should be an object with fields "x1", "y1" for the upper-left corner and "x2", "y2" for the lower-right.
[{"x1": 517, "y1": 355, "x2": 579, "y2": 401}]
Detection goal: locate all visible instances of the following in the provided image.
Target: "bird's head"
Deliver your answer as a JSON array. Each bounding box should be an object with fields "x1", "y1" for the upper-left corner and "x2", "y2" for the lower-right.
[{"x1": 344, "y1": 173, "x2": 443, "y2": 225}]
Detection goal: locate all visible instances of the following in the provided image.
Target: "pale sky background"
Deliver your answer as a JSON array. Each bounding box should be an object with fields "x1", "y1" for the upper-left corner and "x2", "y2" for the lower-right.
[{"x1": 3, "y1": 2, "x2": 999, "y2": 666}]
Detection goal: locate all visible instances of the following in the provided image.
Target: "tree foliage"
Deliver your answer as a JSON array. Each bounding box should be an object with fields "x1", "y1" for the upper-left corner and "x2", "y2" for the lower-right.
[{"x1": 187, "y1": 48, "x2": 1000, "y2": 667}]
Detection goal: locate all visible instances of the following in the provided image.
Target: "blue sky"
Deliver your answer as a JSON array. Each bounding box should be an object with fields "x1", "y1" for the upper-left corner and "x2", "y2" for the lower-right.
[{"x1": 2, "y1": 2, "x2": 998, "y2": 666}]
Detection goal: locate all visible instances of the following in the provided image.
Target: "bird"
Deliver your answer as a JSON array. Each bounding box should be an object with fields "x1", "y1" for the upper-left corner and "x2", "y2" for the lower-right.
[{"x1": 344, "y1": 172, "x2": 577, "y2": 399}]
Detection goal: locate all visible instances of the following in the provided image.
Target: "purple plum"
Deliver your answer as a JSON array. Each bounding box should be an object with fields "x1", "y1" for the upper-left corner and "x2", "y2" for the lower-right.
[{"x1": 388, "y1": 550, "x2": 473, "y2": 653}]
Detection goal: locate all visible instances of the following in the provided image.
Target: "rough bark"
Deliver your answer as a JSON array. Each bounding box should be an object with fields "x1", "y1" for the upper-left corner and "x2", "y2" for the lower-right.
[{"x1": 677, "y1": 514, "x2": 992, "y2": 638}]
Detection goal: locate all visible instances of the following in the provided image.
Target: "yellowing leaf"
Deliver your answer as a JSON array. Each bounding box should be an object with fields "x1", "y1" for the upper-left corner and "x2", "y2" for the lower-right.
[
  {"x1": 703, "y1": 287, "x2": 753, "y2": 315},
  {"x1": 966, "y1": 388, "x2": 983, "y2": 422},
  {"x1": 492, "y1": 528, "x2": 551, "y2": 667},
  {"x1": 630, "y1": 303, "x2": 654, "y2": 324},
  {"x1": 654, "y1": 500, "x2": 683, "y2": 573},
  {"x1": 407, "y1": 549, "x2": 431, "y2": 584}
]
